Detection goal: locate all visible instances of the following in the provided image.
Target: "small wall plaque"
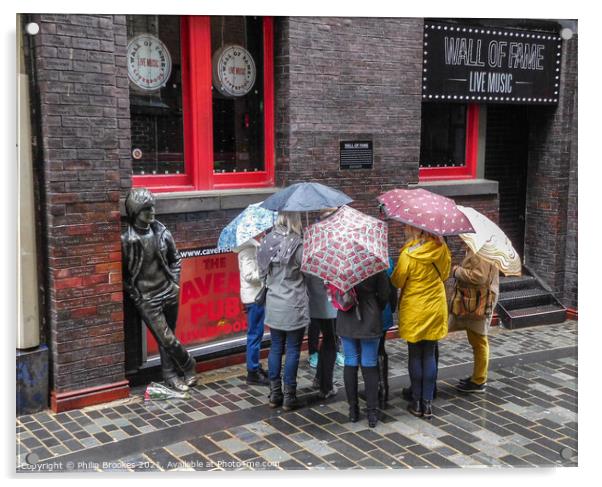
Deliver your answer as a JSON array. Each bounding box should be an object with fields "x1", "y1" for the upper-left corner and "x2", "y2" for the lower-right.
[{"x1": 340, "y1": 141, "x2": 373, "y2": 170}]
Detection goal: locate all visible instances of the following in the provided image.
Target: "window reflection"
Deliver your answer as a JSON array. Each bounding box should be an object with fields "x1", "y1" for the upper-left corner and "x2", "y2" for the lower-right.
[
  {"x1": 211, "y1": 16, "x2": 265, "y2": 174},
  {"x1": 420, "y1": 104, "x2": 467, "y2": 168},
  {"x1": 127, "y1": 15, "x2": 185, "y2": 176}
]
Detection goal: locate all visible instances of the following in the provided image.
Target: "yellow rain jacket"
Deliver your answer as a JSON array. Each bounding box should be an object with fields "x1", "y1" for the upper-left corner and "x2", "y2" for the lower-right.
[{"x1": 391, "y1": 238, "x2": 451, "y2": 343}]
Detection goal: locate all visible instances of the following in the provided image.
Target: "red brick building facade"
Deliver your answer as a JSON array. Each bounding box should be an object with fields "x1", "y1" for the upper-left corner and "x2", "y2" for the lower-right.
[{"x1": 17, "y1": 14, "x2": 577, "y2": 413}]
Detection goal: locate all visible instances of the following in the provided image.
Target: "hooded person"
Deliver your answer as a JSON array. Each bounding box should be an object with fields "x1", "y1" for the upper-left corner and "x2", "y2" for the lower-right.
[
  {"x1": 234, "y1": 235, "x2": 270, "y2": 387},
  {"x1": 448, "y1": 245, "x2": 499, "y2": 393},
  {"x1": 391, "y1": 226, "x2": 451, "y2": 419},
  {"x1": 257, "y1": 211, "x2": 309, "y2": 411},
  {"x1": 121, "y1": 188, "x2": 198, "y2": 392}
]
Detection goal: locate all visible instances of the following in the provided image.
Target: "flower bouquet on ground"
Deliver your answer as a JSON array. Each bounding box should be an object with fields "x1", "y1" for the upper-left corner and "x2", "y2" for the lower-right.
[{"x1": 144, "y1": 382, "x2": 191, "y2": 401}]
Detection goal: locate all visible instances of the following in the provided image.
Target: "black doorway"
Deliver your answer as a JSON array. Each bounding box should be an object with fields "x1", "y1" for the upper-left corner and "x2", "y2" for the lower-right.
[{"x1": 484, "y1": 105, "x2": 529, "y2": 259}]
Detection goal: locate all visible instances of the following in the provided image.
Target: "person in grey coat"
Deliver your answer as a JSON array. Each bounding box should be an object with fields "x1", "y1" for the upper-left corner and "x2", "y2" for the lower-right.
[
  {"x1": 336, "y1": 270, "x2": 391, "y2": 428},
  {"x1": 257, "y1": 212, "x2": 309, "y2": 411}
]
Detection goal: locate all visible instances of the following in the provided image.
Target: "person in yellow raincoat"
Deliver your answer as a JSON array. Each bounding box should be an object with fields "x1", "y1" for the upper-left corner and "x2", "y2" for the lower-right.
[{"x1": 391, "y1": 226, "x2": 451, "y2": 419}]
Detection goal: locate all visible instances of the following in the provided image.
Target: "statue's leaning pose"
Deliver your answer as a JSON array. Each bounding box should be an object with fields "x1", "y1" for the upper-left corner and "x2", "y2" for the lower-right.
[{"x1": 122, "y1": 188, "x2": 197, "y2": 392}]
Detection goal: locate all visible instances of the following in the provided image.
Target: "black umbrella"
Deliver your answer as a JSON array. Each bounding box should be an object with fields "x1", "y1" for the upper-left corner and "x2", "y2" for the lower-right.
[{"x1": 260, "y1": 182, "x2": 352, "y2": 211}]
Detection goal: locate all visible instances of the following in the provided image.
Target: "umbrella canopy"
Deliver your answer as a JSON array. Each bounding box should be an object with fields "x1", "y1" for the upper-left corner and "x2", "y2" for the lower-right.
[
  {"x1": 217, "y1": 202, "x2": 277, "y2": 250},
  {"x1": 301, "y1": 205, "x2": 389, "y2": 292},
  {"x1": 457, "y1": 206, "x2": 522, "y2": 276},
  {"x1": 377, "y1": 188, "x2": 474, "y2": 236},
  {"x1": 260, "y1": 182, "x2": 352, "y2": 211}
]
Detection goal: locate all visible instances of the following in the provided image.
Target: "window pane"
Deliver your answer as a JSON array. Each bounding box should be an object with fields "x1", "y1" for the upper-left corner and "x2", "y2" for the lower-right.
[
  {"x1": 420, "y1": 104, "x2": 467, "y2": 168},
  {"x1": 127, "y1": 15, "x2": 185, "y2": 176},
  {"x1": 211, "y1": 16, "x2": 264, "y2": 174}
]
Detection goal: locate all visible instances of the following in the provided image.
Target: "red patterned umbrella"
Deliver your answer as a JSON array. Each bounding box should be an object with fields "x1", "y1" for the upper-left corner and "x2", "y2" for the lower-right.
[
  {"x1": 377, "y1": 188, "x2": 475, "y2": 236},
  {"x1": 301, "y1": 205, "x2": 389, "y2": 292}
]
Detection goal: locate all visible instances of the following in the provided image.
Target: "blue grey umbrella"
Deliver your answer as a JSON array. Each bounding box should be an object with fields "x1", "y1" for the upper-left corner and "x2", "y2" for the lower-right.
[{"x1": 260, "y1": 182, "x2": 352, "y2": 211}]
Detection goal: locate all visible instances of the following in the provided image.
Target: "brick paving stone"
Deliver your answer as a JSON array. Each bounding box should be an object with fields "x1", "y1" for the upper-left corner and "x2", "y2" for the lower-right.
[
  {"x1": 166, "y1": 441, "x2": 196, "y2": 458},
  {"x1": 423, "y1": 451, "x2": 460, "y2": 468},
  {"x1": 259, "y1": 447, "x2": 292, "y2": 463},
  {"x1": 356, "y1": 456, "x2": 388, "y2": 469},
  {"x1": 323, "y1": 452, "x2": 357, "y2": 469},
  {"x1": 218, "y1": 437, "x2": 251, "y2": 454},
  {"x1": 397, "y1": 451, "x2": 432, "y2": 469},
  {"x1": 499, "y1": 454, "x2": 532, "y2": 467},
  {"x1": 15, "y1": 322, "x2": 579, "y2": 472},
  {"x1": 291, "y1": 449, "x2": 325, "y2": 467},
  {"x1": 438, "y1": 435, "x2": 480, "y2": 456}
]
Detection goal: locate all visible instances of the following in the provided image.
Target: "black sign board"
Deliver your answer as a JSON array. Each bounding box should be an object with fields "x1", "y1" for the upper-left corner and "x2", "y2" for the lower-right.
[
  {"x1": 340, "y1": 141, "x2": 373, "y2": 170},
  {"x1": 423, "y1": 22, "x2": 562, "y2": 105}
]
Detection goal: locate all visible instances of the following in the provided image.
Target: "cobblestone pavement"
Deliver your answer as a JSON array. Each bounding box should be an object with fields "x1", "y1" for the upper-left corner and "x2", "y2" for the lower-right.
[{"x1": 16, "y1": 321, "x2": 578, "y2": 472}]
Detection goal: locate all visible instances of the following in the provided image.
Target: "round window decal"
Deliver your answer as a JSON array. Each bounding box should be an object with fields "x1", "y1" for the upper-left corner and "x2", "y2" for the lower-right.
[
  {"x1": 212, "y1": 45, "x2": 256, "y2": 97},
  {"x1": 127, "y1": 34, "x2": 172, "y2": 91}
]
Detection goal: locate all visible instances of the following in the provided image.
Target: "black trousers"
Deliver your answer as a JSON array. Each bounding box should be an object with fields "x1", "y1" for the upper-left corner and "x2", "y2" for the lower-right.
[
  {"x1": 136, "y1": 285, "x2": 193, "y2": 379},
  {"x1": 312, "y1": 318, "x2": 337, "y2": 394}
]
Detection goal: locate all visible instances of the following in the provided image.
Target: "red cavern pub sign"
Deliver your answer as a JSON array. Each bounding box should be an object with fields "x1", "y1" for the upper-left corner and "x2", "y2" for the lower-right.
[{"x1": 146, "y1": 247, "x2": 247, "y2": 356}]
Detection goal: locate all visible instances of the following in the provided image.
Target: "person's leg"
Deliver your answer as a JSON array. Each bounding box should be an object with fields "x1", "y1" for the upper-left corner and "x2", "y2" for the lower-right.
[
  {"x1": 267, "y1": 327, "x2": 286, "y2": 407},
  {"x1": 246, "y1": 304, "x2": 265, "y2": 372},
  {"x1": 282, "y1": 327, "x2": 306, "y2": 411},
  {"x1": 359, "y1": 338, "x2": 380, "y2": 427},
  {"x1": 407, "y1": 342, "x2": 423, "y2": 401},
  {"x1": 308, "y1": 318, "x2": 320, "y2": 359},
  {"x1": 467, "y1": 329, "x2": 489, "y2": 385},
  {"x1": 406, "y1": 341, "x2": 424, "y2": 416},
  {"x1": 317, "y1": 319, "x2": 337, "y2": 396},
  {"x1": 340, "y1": 337, "x2": 360, "y2": 421},
  {"x1": 267, "y1": 327, "x2": 285, "y2": 381},
  {"x1": 421, "y1": 340, "x2": 438, "y2": 401},
  {"x1": 377, "y1": 333, "x2": 389, "y2": 409}
]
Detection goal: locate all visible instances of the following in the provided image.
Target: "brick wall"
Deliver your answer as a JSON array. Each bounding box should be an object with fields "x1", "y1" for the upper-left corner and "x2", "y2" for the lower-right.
[
  {"x1": 274, "y1": 17, "x2": 424, "y2": 255},
  {"x1": 524, "y1": 35, "x2": 578, "y2": 308},
  {"x1": 33, "y1": 14, "x2": 131, "y2": 392}
]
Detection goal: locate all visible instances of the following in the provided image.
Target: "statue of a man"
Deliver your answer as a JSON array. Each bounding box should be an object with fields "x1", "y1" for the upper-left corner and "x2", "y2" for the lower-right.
[{"x1": 122, "y1": 188, "x2": 197, "y2": 392}]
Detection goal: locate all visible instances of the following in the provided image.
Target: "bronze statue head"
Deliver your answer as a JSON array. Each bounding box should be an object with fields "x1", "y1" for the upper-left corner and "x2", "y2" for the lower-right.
[{"x1": 125, "y1": 188, "x2": 156, "y2": 225}]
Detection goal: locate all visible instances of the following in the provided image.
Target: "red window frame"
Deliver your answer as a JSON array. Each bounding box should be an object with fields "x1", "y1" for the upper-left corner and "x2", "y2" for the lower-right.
[
  {"x1": 133, "y1": 16, "x2": 275, "y2": 193},
  {"x1": 418, "y1": 104, "x2": 479, "y2": 181}
]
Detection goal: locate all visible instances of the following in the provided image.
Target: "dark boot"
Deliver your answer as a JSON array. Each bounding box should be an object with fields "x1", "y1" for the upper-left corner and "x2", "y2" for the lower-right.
[
  {"x1": 377, "y1": 351, "x2": 389, "y2": 410},
  {"x1": 422, "y1": 400, "x2": 433, "y2": 420},
  {"x1": 269, "y1": 380, "x2": 283, "y2": 408},
  {"x1": 361, "y1": 366, "x2": 380, "y2": 428},
  {"x1": 344, "y1": 366, "x2": 360, "y2": 422},
  {"x1": 246, "y1": 368, "x2": 269, "y2": 386},
  {"x1": 282, "y1": 384, "x2": 299, "y2": 411},
  {"x1": 407, "y1": 400, "x2": 422, "y2": 417}
]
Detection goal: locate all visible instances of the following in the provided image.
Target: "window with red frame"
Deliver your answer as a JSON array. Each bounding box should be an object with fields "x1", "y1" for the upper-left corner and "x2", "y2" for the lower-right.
[
  {"x1": 127, "y1": 15, "x2": 274, "y2": 192},
  {"x1": 419, "y1": 103, "x2": 479, "y2": 181}
]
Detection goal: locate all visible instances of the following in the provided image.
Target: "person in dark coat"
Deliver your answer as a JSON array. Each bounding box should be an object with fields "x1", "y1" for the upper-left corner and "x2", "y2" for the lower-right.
[{"x1": 336, "y1": 270, "x2": 391, "y2": 428}]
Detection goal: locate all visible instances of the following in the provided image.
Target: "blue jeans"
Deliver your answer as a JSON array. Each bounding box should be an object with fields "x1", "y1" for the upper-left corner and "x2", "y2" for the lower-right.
[
  {"x1": 340, "y1": 337, "x2": 380, "y2": 367},
  {"x1": 268, "y1": 327, "x2": 305, "y2": 387},
  {"x1": 407, "y1": 340, "x2": 438, "y2": 401},
  {"x1": 245, "y1": 304, "x2": 265, "y2": 373}
]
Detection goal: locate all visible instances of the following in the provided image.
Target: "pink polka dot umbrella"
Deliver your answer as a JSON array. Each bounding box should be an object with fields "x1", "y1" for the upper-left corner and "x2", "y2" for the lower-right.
[{"x1": 377, "y1": 188, "x2": 475, "y2": 236}]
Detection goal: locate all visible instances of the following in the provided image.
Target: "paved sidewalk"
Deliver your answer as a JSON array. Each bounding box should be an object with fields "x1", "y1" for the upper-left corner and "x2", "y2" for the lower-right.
[{"x1": 16, "y1": 321, "x2": 578, "y2": 472}]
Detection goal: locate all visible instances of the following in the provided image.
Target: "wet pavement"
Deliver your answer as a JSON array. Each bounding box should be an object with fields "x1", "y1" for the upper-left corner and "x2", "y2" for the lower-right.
[{"x1": 16, "y1": 321, "x2": 578, "y2": 472}]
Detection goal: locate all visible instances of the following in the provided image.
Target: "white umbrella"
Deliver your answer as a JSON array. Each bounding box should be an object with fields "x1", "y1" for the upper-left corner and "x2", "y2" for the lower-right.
[{"x1": 457, "y1": 206, "x2": 522, "y2": 276}]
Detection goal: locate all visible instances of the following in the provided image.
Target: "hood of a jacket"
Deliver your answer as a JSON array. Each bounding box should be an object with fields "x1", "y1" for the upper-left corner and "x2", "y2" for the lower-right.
[
  {"x1": 403, "y1": 238, "x2": 448, "y2": 269},
  {"x1": 233, "y1": 238, "x2": 260, "y2": 253}
]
